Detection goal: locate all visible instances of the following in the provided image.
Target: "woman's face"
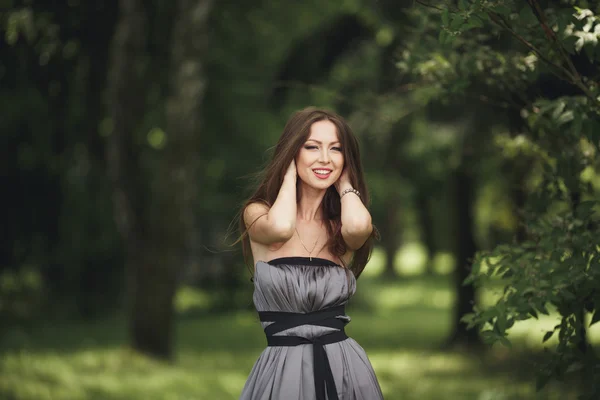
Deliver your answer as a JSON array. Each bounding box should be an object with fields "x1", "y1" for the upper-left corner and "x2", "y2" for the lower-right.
[{"x1": 295, "y1": 120, "x2": 344, "y2": 190}]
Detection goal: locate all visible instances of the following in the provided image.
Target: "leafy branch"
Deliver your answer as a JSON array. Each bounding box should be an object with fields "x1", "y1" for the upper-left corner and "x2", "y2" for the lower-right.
[
  {"x1": 439, "y1": 0, "x2": 600, "y2": 110},
  {"x1": 524, "y1": 0, "x2": 599, "y2": 109},
  {"x1": 487, "y1": 11, "x2": 574, "y2": 85}
]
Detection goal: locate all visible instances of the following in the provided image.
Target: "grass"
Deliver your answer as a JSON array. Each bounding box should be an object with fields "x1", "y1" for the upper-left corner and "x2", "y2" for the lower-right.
[{"x1": 1, "y1": 245, "x2": 598, "y2": 399}]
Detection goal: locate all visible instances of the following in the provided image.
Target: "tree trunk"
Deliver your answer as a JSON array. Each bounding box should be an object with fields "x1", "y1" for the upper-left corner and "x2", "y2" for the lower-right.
[
  {"x1": 160, "y1": 0, "x2": 212, "y2": 276},
  {"x1": 139, "y1": 0, "x2": 212, "y2": 355},
  {"x1": 106, "y1": 0, "x2": 211, "y2": 359},
  {"x1": 569, "y1": 190, "x2": 591, "y2": 357},
  {"x1": 379, "y1": 193, "x2": 401, "y2": 279},
  {"x1": 106, "y1": 0, "x2": 154, "y2": 354},
  {"x1": 504, "y1": 154, "x2": 533, "y2": 245},
  {"x1": 383, "y1": 238, "x2": 397, "y2": 278},
  {"x1": 416, "y1": 192, "x2": 436, "y2": 275},
  {"x1": 445, "y1": 163, "x2": 481, "y2": 348},
  {"x1": 511, "y1": 176, "x2": 527, "y2": 244}
]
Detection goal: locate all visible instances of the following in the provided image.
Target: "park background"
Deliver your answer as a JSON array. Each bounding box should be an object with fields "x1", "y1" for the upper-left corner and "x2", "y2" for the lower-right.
[{"x1": 1, "y1": 0, "x2": 600, "y2": 399}]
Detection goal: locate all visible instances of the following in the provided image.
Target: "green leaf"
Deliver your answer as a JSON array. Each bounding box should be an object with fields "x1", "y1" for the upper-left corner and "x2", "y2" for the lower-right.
[
  {"x1": 523, "y1": 287, "x2": 536, "y2": 297},
  {"x1": 536, "y1": 371, "x2": 552, "y2": 391},
  {"x1": 450, "y1": 15, "x2": 464, "y2": 30},
  {"x1": 462, "y1": 313, "x2": 479, "y2": 330},
  {"x1": 445, "y1": 33, "x2": 457, "y2": 45},
  {"x1": 576, "y1": 200, "x2": 597, "y2": 219},
  {"x1": 495, "y1": 5, "x2": 511, "y2": 16},
  {"x1": 584, "y1": 42, "x2": 595, "y2": 61},
  {"x1": 565, "y1": 362, "x2": 584, "y2": 373},
  {"x1": 498, "y1": 335, "x2": 512, "y2": 348},
  {"x1": 439, "y1": 29, "x2": 448, "y2": 45},
  {"x1": 496, "y1": 314, "x2": 507, "y2": 332},
  {"x1": 560, "y1": 289, "x2": 576, "y2": 302},
  {"x1": 464, "y1": 18, "x2": 484, "y2": 30},
  {"x1": 591, "y1": 310, "x2": 600, "y2": 327},
  {"x1": 442, "y1": 9, "x2": 449, "y2": 26},
  {"x1": 552, "y1": 101, "x2": 566, "y2": 119},
  {"x1": 542, "y1": 330, "x2": 554, "y2": 342},
  {"x1": 505, "y1": 317, "x2": 515, "y2": 329},
  {"x1": 518, "y1": 6, "x2": 537, "y2": 25},
  {"x1": 475, "y1": 11, "x2": 490, "y2": 22},
  {"x1": 481, "y1": 330, "x2": 498, "y2": 345},
  {"x1": 555, "y1": 9, "x2": 573, "y2": 34},
  {"x1": 480, "y1": 307, "x2": 499, "y2": 322},
  {"x1": 572, "y1": 112, "x2": 583, "y2": 136},
  {"x1": 562, "y1": 35, "x2": 578, "y2": 55},
  {"x1": 556, "y1": 110, "x2": 574, "y2": 126},
  {"x1": 529, "y1": 308, "x2": 539, "y2": 319}
]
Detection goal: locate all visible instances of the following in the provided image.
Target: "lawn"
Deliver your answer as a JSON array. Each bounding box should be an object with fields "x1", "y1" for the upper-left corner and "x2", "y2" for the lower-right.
[{"x1": 1, "y1": 247, "x2": 598, "y2": 399}]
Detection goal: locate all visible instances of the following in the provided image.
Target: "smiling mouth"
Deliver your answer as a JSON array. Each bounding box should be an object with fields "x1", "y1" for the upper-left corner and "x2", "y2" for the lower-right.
[{"x1": 313, "y1": 169, "x2": 332, "y2": 179}]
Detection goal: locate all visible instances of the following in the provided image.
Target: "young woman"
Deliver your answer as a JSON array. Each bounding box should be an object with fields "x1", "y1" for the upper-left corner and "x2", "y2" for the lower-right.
[{"x1": 239, "y1": 107, "x2": 383, "y2": 400}]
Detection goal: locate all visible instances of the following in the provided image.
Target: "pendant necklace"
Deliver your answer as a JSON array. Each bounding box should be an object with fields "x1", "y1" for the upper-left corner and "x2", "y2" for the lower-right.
[{"x1": 295, "y1": 226, "x2": 322, "y2": 261}]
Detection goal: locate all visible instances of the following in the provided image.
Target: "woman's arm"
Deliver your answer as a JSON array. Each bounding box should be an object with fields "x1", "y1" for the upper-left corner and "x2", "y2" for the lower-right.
[
  {"x1": 244, "y1": 161, "x2": 297, "y2": 245},
  {"x1": 336, "y1": 170, "x2": 373, "y2": 250}
]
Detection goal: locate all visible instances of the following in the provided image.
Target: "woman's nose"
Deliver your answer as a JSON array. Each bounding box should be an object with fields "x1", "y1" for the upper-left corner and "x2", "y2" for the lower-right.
[{"x1": 319, "y1": 149, "x2": 330, "y2": 163}]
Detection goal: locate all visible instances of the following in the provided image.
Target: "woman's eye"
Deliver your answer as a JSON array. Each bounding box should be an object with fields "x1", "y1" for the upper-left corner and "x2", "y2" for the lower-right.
[
  {"x1": 304, "y1": 145, "x2": 318, "y2": 150},
  {"x1": 332, "y1": 147, "x2": 342, "y2": 152}
]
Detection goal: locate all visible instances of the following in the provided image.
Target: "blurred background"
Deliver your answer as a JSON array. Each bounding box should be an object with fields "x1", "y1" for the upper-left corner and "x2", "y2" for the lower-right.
[{"x1": 1, "y1": 0, "x2": 600, "y2": 399}]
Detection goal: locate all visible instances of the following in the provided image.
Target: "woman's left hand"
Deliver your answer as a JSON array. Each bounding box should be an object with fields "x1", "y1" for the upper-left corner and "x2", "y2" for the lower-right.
[{"x1": 335, "y1": 168, "x2": 352, "y2": 194}]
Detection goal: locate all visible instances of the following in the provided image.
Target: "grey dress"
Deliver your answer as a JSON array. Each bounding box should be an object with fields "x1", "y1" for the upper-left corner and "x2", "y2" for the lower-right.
[{"x1": 240, "y1": 257, "x2": 383, "y2": 400}]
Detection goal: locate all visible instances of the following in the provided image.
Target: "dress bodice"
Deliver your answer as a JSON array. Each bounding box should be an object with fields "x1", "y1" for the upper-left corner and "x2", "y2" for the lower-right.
[{"x1": 253, "y1": 257, "x2": 356, "y2": 339}]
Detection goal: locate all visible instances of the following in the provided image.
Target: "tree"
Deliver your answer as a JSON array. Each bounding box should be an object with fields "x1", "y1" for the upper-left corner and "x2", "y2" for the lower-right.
[
  {"x1": 445, "y1": 127, "x2": 482, "y2": 347},
  {"x1": 413, "y1": 0, "x2": 600, "y2": 396},
  {"x1": 106, "y1": 0, "x2": 212, "y2": 359}
]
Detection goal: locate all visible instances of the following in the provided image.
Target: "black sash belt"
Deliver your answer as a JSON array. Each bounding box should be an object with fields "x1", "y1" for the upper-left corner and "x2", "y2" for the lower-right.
[{"x1": 258, "y1": 305, "x2": 348, "y2": 400}]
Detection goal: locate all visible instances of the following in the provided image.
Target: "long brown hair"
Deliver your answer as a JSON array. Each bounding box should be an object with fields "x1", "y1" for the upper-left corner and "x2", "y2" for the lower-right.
[{"x1": 237, "y1": 107, "x2": 377, "y2": 278}]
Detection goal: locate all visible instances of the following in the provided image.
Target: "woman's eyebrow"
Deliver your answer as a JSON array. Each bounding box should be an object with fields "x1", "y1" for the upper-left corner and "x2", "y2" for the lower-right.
[{"x1": 306, "y1": 139, "x2": 341, "y2": 145}]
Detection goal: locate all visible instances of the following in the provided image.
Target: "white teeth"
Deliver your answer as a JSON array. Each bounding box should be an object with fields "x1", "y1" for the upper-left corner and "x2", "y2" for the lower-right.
[{"x1": 314, "y1": 170, "x2": 331, "y2": 175}]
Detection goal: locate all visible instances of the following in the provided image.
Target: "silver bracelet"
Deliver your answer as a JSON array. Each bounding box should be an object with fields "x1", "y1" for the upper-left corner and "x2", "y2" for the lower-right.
[{"x1": 340, "y1": 187, "x2": 361, "y2": 200}]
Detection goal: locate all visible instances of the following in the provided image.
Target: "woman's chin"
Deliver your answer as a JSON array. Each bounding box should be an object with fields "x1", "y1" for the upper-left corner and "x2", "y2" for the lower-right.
[{"x1": 300, "y1": 179, "x2": 333, "y2": 191}]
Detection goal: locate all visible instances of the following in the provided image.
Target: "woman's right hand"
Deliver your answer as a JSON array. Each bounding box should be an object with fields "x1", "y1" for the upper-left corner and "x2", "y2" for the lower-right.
[{"x1": 285, "y1": 159, "x2": 297, "y2": 182}]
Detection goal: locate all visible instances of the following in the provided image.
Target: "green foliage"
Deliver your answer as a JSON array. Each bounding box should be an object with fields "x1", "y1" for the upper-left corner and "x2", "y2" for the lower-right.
[
  {"x1": 437, "y1": 1, "x2": 600, "y2": 107},
  {"x1": 464, "y1": 198, "x2": 600, "y2": 396},
  {"x1": 418, "y1": 1, "x2": 600, "y2": 397}
]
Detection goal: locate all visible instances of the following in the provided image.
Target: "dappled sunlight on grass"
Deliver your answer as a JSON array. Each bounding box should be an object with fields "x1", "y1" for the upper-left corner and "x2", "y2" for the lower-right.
[
  {"x1": 365, "y1": 348, "x2": 577, "y2": 399},
  {"x1": 432, "y1": 252, "x2": 455, "y2": 275},
  {"x1": 370, "y1": 351, "x2": 476, "y2": 379},
  {"x1": 364, "y1": 243, "x2": 431, "y2": 277},
  {"x1": 395, "y1": 242, "x2": 428, "y2": 276},
  {"x1": 1, "y1": 269, "x2": 597, "y2": 399},
  {"x1": 366, "y1": 279, "x2": 453, "y2": 311},
  {"x1": 361, "y1": 246, "x2": 385, "y2": 277},
  {"x1": 363, "y1": 245, "x2": 455, "y2": 278},
  {"x1": 1, "y1": 310, "x2": 584, "y2": 399},
  {"x1": 175, "y1": 286, "x2": 212, "y2": 314},
  {"x1": 1, "y1": 347, "x2": 258, "y2": 400},
  {"x1": 370, "y1": 351, "x2": 486, "y2": 399}
]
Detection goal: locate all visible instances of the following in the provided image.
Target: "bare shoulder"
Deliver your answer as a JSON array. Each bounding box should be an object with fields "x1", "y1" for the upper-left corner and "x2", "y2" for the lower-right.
[
  {"x1": 243, "y1": 201, "x2": 293, "y2": 245},
  {"x1": 243, "y1": 201, "x2": 270, "y2": 228}
]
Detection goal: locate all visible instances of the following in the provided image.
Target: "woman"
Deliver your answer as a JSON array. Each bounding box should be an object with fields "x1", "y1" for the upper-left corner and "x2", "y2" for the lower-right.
[{"x1": 239, "y1": 107, "x2": 383, "y2": 400}]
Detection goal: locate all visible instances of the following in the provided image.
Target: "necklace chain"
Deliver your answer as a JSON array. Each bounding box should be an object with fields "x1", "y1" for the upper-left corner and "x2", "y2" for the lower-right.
[{"x1": 295, "y1": 226, "x2": 321, "y2": 261}]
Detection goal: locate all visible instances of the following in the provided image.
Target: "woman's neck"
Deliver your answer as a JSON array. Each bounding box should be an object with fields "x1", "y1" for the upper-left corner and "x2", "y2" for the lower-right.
[{"x1": 297, "y1": 183, "x2": 326, "y2": 221}]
